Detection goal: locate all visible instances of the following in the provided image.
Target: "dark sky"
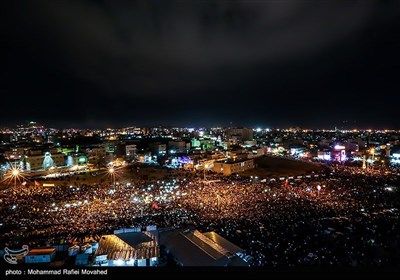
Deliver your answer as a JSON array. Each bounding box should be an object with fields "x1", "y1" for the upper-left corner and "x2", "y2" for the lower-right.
[{"x1": 2, "y1": 0, "x2": 400, "y2": 129}]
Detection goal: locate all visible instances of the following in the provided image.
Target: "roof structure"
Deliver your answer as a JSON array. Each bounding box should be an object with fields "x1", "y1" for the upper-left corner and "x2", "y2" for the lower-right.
[
  {"x1": 116, "y1": 232, "x2": 153, "y2": 248},
  {"x1": 26, "y1": 247, "x2": 56, "y2": 255},
  {"x1": 159, "y1": 228, "x2": 248, "y2": 266},
  {"x1": 96, "y1": 231, "x2": 159, "y2": 260},
  {"x1": 203, "y1": 232, "x2": 244, "y2": 255}
]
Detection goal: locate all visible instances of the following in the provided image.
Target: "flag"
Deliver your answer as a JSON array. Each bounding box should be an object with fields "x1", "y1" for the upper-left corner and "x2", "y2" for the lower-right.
[
  {"x1": 284, "y1": 179, "x2": 289, "y2": 188},
  {"x1": 152, "y1": 202, "x2": 159, "y2": 209}
]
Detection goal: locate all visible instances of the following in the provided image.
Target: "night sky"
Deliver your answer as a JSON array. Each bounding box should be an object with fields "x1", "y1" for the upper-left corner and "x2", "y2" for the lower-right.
[{"x1": 2, "y1": 0, "x2": 400, "y2": 129}]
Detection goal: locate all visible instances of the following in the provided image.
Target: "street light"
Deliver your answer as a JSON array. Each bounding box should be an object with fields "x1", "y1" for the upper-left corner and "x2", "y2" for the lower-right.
[
  {"x1": 12, "y1": 169, "x2": 19, "y2": 188},
  {"x1": 370, "y1": 148, "x2": 375, "y2": 162},
  {"x1": 108, "y1": 167, "x2": 115, "y2": 187},
  {"x1": 317, "y1": 185, "x2": 321, "y2": 197},
  {"x1": 7, "y1": 167, "x2": 21, "y2": 188}
]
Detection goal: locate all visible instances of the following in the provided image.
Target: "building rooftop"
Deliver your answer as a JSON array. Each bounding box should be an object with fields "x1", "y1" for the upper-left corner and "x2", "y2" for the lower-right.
[
  {"x1": 159, "y1": 228, "x2": 248, "y2": 267},
  {"x1": 96, "y1": 231, "x2": 159, "y2": 260},
  {"x1": 215, "y1": 158, "x2": 253, "y2": 164},
  {"x1": 202, "y1": 232, "x2": 244, "y2": 255},
  {"x1": 116, "y1": 232, "x2": 153, "y2": 249},
  {"x1": 27, "y1": 247, "x2": 56, "y2": 255}
]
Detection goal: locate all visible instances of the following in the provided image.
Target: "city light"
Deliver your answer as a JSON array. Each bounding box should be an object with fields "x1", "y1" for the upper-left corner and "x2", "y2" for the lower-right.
[
  {"x1": 108, "y1": 167, "x2": 116, "y2": 187},
  {"x1": 2, "y1": 0, "x2": 400, "y2": 267},
  {"x1": 334, "y1": 145, "x2": 345, "y2": 150},
  {"x1": 1, "y1": 164, "x2": 25, "y2": 188},
  {"x1": 100, "y1": 165, "x2": 124, "y2": 188},
  {"x1": 1, "y1": 123, "x2": 400, "y2": 267}
]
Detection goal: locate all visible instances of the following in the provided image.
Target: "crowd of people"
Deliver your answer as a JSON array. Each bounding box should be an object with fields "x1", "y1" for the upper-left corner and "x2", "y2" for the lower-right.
[{"x1": 0, "y1": 162, "x2": 399, "y2": 267}]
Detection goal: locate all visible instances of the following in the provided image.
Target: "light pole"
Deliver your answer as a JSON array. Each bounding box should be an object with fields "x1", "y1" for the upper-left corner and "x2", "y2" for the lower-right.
[
  {"x1": 12, "y1": 169, "x2": 19, "y2": 188},
  {"x1": 369, "y1": 148, "x2": 375, "y2": 168},
  {"x1": 9, "y1": 167, "x2": 21, "y2": 188},
  {"x1": 317, "y1": 185, "x2": 321, "y2": 197},
  {"x1": 108, "y1": 167, "x2": 115, "y2": 188}
]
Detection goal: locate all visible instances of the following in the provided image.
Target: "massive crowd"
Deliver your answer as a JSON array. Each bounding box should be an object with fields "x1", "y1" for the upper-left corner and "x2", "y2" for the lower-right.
[{"x1": 0, "y1": 163, "x2": 399, "y2": 267}]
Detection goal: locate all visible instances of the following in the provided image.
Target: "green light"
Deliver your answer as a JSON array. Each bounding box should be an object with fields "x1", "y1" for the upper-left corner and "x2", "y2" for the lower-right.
[{"x1": 78, "y1": 157, "x2": 86, "y2": 163}]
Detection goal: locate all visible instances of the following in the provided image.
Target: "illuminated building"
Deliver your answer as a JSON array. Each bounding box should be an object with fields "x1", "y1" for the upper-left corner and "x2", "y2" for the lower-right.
[
  {"x1": 191, "y1": 138, "x2": 201, "y2": 148},
  {"x1": 15, "y1": 151, "x2": 66, "y2": 171},
  {"x1": 125, "y1": 144, "x2": 137, "y2": 160},
  {"x1": 247, "y1": 147, "x2": 265, "y2": 158},
  {"x1": 332, "y1": 145, "x2": 346, "y2": 162},
  {"x1": 317, "y1": 151, "x2": 331, "y2": 161},
  {"x1": 391, "y1": 148, "x2": 400, "y2": 164},
  {"x1": 136, "y1": 151, "x2": 152, "y2": 163},
  {"x1": 5, "y1": 147, "x2": 30, "y2": 160},
  {"x1": 290, "y1": 146, "x2": 306, "y2": 157},
  {"x1": 213, "y1": 159, "x2": 254, "y2": 176},
  {"x1": 86, "y1": 145, "x2": 107, "y2": 167}
]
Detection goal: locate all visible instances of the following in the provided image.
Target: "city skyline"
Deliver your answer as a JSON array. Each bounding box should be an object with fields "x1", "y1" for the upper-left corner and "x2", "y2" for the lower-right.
[
  {"x1": 1, "y1": 110, "x2": 400, "y2": 271},
  {"x1": 2, "y1": 1, "x2": 400, "y2": 129},
  {"x1": 2, "y1": 120, "x2": 400, "y2": 131}
]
